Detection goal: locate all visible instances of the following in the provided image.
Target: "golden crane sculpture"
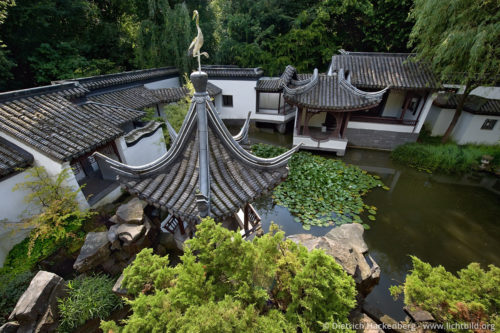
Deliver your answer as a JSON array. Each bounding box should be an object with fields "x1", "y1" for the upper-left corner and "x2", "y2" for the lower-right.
[{"x1": 188, "y1": 10, "x2": 209, "y2": 73}]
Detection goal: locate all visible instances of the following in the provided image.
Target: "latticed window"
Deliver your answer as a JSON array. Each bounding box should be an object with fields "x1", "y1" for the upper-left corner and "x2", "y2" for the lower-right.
[{"x1": 481, "y1": 119, "x2": 497, "y2": 130}]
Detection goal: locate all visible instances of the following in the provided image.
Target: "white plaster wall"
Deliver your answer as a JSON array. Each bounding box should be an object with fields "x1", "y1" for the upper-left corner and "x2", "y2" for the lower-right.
[
  {"x1": 426, "y1": 107, "x2": 455, "y2": 136},
  {"x1": 382, "y1": 90, "x2": 405, "y2": 118},
  {"x1": 0, "y1": 132, "x2": 88, "y2": 210},
  {"x1": 414, "y1": 93, "x2": 437, "y2": 133},
  {"x1": 115, "y1": 128, "x2": 167, "y2": 167},
  {"x1": 452, "y1": 113, "x2": 500, "y2": 145},
  {"x1": 252, "y1": 112, "x2": 295, "y2": 124},
  {"x1": 144, "y1": 76, "x2": 180, "y2": 89},
  {"x1": 213, "y1": 95, "x2": 223, "y2": 114},
  {"x1": 208, "y1": 79, "x2": 257, "y2": 119},
  {"x1": 0, "y1": 131, "x2": 90, "y2": 266}
]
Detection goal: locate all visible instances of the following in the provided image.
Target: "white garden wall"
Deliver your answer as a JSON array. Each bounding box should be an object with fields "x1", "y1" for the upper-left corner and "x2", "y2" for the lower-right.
[
  {"x1": 144, "y1": 76, "x2": 181, "y2": 89},
  {"x1": 115, "y1": 128, "x2": 167, "y2": 167},
  {"x1": 208, "y1": 79, "x2": 257, "y2": 120}
]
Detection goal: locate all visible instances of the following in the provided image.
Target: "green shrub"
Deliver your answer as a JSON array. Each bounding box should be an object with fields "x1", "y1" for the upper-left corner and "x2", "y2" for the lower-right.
[
  {"x1": 252, "y1": 143, "x2": 386, "y2": 229},
  {"x1": 58, "y1": 274, "x2": 123, "y2": 333},
  {"x1": 390, "y1": 257, "x2": 500, "y2": 329},
  {"x1": 392, "y1": 142, "x2": 500, "y2": 174},
  {"x1": 101, "y1": 218, "x2": 356, "y2": 332},
  {"x1": 0, "y1": 270, "x2": 35, "y2": 326}
]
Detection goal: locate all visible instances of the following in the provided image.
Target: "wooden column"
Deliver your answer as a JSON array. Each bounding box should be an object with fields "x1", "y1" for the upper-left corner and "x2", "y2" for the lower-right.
[
  {"x1": 244, "y1": 204, "x2": 249, "y2": 231},
  {"x1": 341, "y1": 113, "x2": 350, "y2": 138},
  {"x1": 400, "y1": 92, "x2": 412, "y2": 122},
  {"x1": 178, "y1": 217, "x2": 185, "y2": 235},
  {"x1": 295, "y1": 107, "x2": 302, "y2": 134},
  {"x1": 277, "y1": 92, "x2": 282, "y2": 115},
  {"x1": 256, "y1": 90, "x2": 260, "y2": 114}
]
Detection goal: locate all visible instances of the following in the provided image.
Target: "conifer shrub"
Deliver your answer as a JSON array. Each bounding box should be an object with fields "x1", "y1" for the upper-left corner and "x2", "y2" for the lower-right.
[
  {"x1": 101, "y1": 218, "x2": 357, "y2": 332},
  {"x1": 390, "y1": 257, "x2": 500, "y2": 329}
]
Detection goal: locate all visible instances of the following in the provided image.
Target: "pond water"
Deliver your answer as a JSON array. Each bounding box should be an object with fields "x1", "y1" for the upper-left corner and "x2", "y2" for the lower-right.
[{"x1": 243, "y1": 125, "x2": 500, "y2": 320}]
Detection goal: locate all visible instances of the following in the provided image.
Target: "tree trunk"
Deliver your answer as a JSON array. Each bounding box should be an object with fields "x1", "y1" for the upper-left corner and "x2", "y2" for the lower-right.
[{"x1": 441, "y1": 86, "x2": 472, "y2": 143}]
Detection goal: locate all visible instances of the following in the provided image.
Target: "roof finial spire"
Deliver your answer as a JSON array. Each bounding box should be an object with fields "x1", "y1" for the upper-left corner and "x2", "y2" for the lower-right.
[{"x1": 188, "y1": 10, "x2": 209, "y2": 73}]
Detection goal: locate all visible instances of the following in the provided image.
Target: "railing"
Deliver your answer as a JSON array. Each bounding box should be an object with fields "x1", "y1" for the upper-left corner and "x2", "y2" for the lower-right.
[{"x1": 257, "y1": 103, "x2": 294, "y2": 115}]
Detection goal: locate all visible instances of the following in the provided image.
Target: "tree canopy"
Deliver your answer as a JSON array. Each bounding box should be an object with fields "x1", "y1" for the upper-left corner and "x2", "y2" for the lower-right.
[
  {"x1": 101, "y1": 218, "x2": 357, "y2": 332},
  {"x1": 408, "y1": 0, "x2": 500, "y2": 142},
  {"x1": 0, "y1": 0, "x2": 414, "y2": 91}
]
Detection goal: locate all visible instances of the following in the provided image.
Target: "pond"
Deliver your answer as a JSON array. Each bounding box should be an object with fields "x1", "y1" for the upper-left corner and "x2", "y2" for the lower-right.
[{"x1": 244, "y1": 125, "x2": 500, "y2": 321}]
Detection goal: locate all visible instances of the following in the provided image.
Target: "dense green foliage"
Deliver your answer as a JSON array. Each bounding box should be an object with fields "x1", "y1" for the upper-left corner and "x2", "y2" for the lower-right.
[
  {"x1": 0, "y1": 0, "x2": 414, "y2": 90},
  {"x1": 252, "y1": 144, "x2": 386, "y2": 230},
  {"x1": 0, "y1": 270, "x2": 34, "y2": 326},
  {"x1": 391, "y1": 142, "x2": 500, "y2": 174},
  {"x1": 212, "y1": 0, "x2": 413, "y2": 75},
  {"x1": 0, "y1": 167, "x2": 94, "y2": 325},
  {"x1": 12, "y1": 167, "x2": 94, "y2": 255},
  {"x1": 390, "y1": 257, "x2": 500, "y2": 328},
  {"x1": 101, "y1": 218, "x2": 356, "y2": 332},
  {"x1": 58, "y1": 274, "x2": 123, "y2": 333},
  {"x1": 409, "y1": 0, "x2": 500, "y2": 142}
]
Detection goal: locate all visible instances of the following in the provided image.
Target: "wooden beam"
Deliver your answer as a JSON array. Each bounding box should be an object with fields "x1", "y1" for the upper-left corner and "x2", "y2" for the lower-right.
[
  {"x1": 256, "y1": 90, "x2": 260, "y2": 114},
  {"x1": 400, "y1": 92, "x2": 412, "y2": 121}
]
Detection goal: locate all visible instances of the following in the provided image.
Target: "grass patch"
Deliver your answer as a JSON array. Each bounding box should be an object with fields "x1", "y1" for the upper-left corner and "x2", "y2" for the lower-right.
[
  {"x1": 252, "y1": 144, "x2": 386, "y2": 230},
  {"x1": 58, "y1": 274, "x2": 123, "y2": 333},
  {"x1": 392, "y1": 142, "x2": 500, "y2": 174}
]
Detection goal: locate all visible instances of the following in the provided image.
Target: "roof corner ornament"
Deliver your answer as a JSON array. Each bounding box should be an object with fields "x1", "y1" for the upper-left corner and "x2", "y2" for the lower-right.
[{"x1": 188, "y1": 10, "x2": 209, "y2": 73}]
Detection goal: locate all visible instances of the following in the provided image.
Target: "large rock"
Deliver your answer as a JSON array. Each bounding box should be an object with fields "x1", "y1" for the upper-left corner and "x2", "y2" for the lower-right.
[
  {"x1": 7, "y1": 271, "x2": 66, "y2": 333},
  {"x1": 288, "y1": 223, "x2": 380, "y2": 295},
  {"x1": 108, "y1": 224, "x2": 145, "y2": 245},
  {"x1": 73, "y1": 232, "x2": 111, "y2": 272},
  {"x1": 352, "y1": 313, "x2": 384, "y2": 333},
  {"x1": 115, "y1": 198, "x2": 147, "y2": 224}
]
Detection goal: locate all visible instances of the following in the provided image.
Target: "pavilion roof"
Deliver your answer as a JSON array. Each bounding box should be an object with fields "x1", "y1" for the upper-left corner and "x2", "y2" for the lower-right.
[
  {"x1": 94, "y1": 73, "x2": 299, "y2": 222},
  {"x1": 201, "y1": 66, "x2": 264, "y2": 79},
  {"x1": 283, "y1": 67, "x2": 386, "y2": 111}
]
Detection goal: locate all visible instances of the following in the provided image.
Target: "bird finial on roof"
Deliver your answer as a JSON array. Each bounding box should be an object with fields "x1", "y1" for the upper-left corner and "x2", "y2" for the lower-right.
[{"x1": 188, "y1": 10, "x2": 209, "y2": 73}]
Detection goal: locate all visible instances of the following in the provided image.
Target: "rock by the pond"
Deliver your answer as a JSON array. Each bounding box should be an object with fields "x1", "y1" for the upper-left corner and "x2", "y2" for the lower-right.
[
  {"x1": 352, "y1": 313, "x2": 384, "y2": 333},
  {"x1": 115, "y1": 198, "x2": 147, "y2": 224},
  {"x1": 403, "y1": 306, "x2": 435, "y2": 322},
  {"x1": 7, "y1": 271, "x2": 66, "y2": 333},
  {"x1": 288, "y1": 223, "x2": 380, "y2": 295},
  {"x1": 73, "y1": 232, "x2": 111, "y2": 272},
  {"x1": 112, "y1": 274, "x2": 128, "y2": 298},
  {"x1": 109, "y1": 224, "x2": 145, "y2": 245}
]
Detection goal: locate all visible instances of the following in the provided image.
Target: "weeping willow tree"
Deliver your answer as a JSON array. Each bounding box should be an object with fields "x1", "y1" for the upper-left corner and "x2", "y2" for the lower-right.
[
  {"x1": 409, "y1": 0, "x2": 500, "y2": 143},
  {"x1": 134, "y1": 0, "x2": 193, "y2": 74}
]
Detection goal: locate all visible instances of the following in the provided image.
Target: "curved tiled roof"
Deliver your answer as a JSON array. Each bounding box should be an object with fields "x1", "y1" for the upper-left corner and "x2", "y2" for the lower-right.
[
  {"x1": 331, "y1": 51, "x2": 439, "y2": 90},
  {"x1": 0, "y1": 137, "x2": 33, "y2": 178},
  {"x1": 201, "y1": 66, "x2": 264, "y2": 78},
  {"x1": 256, "y1": 78, "x2": 281, "y2": 92},
  {"x1": 0, "y1": 91, "x2": 144, "y2": 161},
  {"x1": 94, "y1": 84, "x2": 299, "y2": 223},
  {"x1": 284, "y1": 69, "x2": 386, "y2": 111},
  {"x1": 434, "y1": 93, "x2": 500, "y2": 116},
  {"x1": 125, "y1": 121, "x2": 163, "y2": 146},
  {"x1": 63, "y1": 67, "x2": 179, "y2": 91}
]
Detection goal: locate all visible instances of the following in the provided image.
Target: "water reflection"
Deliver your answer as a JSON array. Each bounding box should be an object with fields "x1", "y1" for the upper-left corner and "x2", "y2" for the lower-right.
[{"x1": 243, "y1": 125, "x2": 500, "y2": 320}]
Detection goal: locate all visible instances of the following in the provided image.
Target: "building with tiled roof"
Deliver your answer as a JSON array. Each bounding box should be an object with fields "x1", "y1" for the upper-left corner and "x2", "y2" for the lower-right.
[
  {"x1": 0, "y1": 67, "x2": 189, "y2": 221},
  {"x1": 426, "y1": 91, "x2": 500, "y2": 145},
  {"x1": 95, "y1": 71, "x2": 299, "y2": 239}
]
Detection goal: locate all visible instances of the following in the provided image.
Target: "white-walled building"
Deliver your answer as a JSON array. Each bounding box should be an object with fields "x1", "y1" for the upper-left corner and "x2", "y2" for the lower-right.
[
  {"x1": 0, "y1": 67, "x2": 195, "y2": 265},
  {"x1": 426, "y1": 93, "x2": 500, "y2": 145}
]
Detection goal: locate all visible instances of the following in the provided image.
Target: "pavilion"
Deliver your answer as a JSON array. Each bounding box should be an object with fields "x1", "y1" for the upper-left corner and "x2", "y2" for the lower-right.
[{"x1": 94, "y1": 71, "x2": 299, "y2": 238}]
